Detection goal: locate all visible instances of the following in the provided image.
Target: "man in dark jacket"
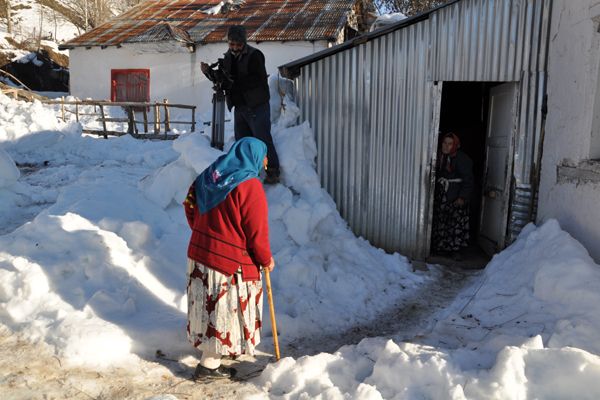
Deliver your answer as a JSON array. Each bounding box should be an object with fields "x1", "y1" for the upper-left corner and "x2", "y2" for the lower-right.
[{"x1": 201, "y1": 25, "x2": 281, "y2": 184}]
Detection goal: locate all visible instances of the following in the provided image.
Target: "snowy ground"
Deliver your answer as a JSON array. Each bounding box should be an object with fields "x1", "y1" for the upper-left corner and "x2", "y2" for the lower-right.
[
  {"x1": 4, "y1": 0, "x2": 80, "y2": 43},
  {"x1": 2, "y1": 86, "x2": 600, "y2": 399}
]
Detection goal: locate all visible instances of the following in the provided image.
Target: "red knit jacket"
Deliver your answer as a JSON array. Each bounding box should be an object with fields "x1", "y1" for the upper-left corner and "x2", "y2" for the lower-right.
[{"x1": 183, "y1": 178, "x2": 271, "y2": 281}]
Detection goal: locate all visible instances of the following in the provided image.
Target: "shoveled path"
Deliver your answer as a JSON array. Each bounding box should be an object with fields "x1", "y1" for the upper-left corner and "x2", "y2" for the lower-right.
[{"x1": 282, "y1": 263, "x2": 482, "y2": 358}]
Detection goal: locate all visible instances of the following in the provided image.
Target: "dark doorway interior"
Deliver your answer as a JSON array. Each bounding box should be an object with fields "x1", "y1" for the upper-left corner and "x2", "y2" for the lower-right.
[{"x1": 429, "y1": 82, "x2": 502, "y2": 268}]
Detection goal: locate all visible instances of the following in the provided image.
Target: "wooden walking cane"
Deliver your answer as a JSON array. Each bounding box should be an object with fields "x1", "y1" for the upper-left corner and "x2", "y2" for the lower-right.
[{"x1": 263, "y1": 269, "x2": 281, "y2": 361}]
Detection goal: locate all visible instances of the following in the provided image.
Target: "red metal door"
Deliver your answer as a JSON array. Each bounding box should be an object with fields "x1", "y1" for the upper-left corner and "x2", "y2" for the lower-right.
[{"x1": 110, "y1": 69, "x2": 150, "y2": 103}]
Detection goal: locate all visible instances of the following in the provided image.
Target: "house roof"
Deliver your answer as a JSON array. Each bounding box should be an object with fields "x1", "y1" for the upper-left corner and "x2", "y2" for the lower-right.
[{"x1": 60, "y1": 0, "x2": 357, "y2": 50}]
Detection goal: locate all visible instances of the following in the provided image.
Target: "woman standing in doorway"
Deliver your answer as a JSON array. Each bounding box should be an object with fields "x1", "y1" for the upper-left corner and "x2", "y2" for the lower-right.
[
  {"x1": 431, "y1": 132, "x2": 474, "y2": 260},
  {"x1": 183, "y1": 137, "x2": 275, "y2": 379}
]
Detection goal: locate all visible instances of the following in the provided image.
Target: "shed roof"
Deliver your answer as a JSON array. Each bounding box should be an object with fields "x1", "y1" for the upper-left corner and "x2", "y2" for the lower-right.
[
  {"x1": 60, "y1": 0, "x2": 357, "y2": 50},
  {"x1": 279, "y1": 0, "x2": 461, "y2": 78}
]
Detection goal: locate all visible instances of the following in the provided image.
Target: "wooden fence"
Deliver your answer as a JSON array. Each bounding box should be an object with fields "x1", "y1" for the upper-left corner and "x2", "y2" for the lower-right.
[{"x1": 42, "y1": 98, "x2": 197, "y2": 140}]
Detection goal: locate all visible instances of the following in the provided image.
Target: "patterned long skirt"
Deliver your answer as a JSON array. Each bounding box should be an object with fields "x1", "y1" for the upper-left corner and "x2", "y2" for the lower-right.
[
  {"x1": 431, "y1": 190, "x2": 470, "y2": 253},
  {"x1": 187, "y1": 259, "x2": 263, "y2": 356}
]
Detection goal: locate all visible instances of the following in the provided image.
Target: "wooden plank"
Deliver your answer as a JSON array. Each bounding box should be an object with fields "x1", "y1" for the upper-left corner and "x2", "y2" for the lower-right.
[
  {"x1": 143, "y1": 108, "x2": 149, "y2": 133},
  {"x1": 163, "y1": 99, "x2": 170, "y2": 133},
  {"x1": 74, "y1": 112, "x2": 101, "y2": 116},
  {"x1": 127, "y1": 107, "x2": 136, "y2": 135},
  {"x1": 131, "y1": 133, "x2": 180, "y2": 140},
  {"x1": 82, "y1": 129, "x2": 126, "y2": 137},
  {"x1": 97, "y1": 117, "x2": 129, "y2": 123},
  {"x1": 41, "y1": 100, "x2": 196, "y2": 109},
  {"x1": 191, "y1": 108, "x2": 196, "y2": 132},
  {"x1": 154, "y1": 104, "x2": 160, "y2": 134}
]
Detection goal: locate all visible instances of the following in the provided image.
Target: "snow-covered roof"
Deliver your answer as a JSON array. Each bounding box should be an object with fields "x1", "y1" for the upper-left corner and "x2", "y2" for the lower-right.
[{"x1": 60, "y1": 0, "x2": 358, "y2": 50}]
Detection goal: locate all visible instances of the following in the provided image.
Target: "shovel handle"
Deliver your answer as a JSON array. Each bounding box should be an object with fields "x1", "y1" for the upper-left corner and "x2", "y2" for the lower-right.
[{"x1": 264, "y1": 269, "x2": 280, "y2": 361}]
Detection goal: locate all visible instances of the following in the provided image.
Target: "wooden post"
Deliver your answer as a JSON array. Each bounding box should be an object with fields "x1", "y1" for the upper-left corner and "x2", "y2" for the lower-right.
[
  {"x1": 163, "y1": 99, "x2": 170, "y2": 133},
  {"x1": 6, "y1": 0, "x2": 12, "y2": 34},
  {"x1": 99, "y1": 105, "x2": 108, "y2": 139},
  {"x1": 191, "y1": 107, "x2": 196, "y2": 132},
  {"x1": 126, "y1": 106, "x2": 135, "y2": 135},
  {"x1": 154, "y1": 104, "x2": 160, "y2": 134},
  {"x1": 75, "y1": 103, "x2": 79, "y2": 122},
  {"x1": 61, "y1": 96, "x2": 65, "y2": 121},
  {"x1": 143, "y1": 107, "x2": 148, "y2": 134}
]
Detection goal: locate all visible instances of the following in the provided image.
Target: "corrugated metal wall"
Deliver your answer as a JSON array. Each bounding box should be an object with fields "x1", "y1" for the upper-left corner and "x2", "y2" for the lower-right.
[{"x1": 295, "y1": 0, "x2": 551, "y2": 259}]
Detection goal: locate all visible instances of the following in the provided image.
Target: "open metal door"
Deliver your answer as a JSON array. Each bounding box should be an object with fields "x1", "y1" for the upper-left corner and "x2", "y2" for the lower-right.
[
  {"x1": 478, "y1": 82, "x2": 518, "y2": 255},
  {"x1": 423, "y1": 81, "x2": 444, "y2": 259}
]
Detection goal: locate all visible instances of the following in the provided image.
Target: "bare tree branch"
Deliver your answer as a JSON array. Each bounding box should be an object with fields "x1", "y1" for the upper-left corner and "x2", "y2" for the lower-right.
[{"x1": 374, "y1": 0, "x2": 450, "y2": 15}]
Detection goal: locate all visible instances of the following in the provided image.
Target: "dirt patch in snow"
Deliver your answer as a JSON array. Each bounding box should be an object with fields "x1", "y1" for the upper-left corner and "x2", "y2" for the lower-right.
[{"x1": 0, "y1": 325, "x2": 265, "y2": 400}]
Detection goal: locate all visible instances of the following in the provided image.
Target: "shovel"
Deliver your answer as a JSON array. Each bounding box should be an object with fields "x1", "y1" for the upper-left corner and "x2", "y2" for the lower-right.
[{"x1": 263, "y1": 269, "x2": 281, "y2": 361}]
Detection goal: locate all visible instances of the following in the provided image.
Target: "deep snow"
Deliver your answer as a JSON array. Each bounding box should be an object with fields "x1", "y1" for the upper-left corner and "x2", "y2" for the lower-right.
[
  {"x1": 0, "y1": 85, "x2": 427, "y2": 369},
  {"x1": 253, "y1": 220, "x2": 600, "y2": 399},
  {"x1": 1, "y1": 85, "x2": 600, "y2": 399}
]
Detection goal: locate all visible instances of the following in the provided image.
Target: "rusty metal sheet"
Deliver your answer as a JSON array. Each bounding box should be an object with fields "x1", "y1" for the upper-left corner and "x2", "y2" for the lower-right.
[
  {"x1": 61, "y1": 0, "x2": 355, "y2": 49},
  {"x1": 125, "y1": 23, "x2": 193, "y2": 44}
]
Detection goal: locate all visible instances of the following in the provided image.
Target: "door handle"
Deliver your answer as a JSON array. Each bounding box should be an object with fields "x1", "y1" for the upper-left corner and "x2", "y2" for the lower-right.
[{"x1": 485, "y1": 189, "x2": 500, "y2": 198}]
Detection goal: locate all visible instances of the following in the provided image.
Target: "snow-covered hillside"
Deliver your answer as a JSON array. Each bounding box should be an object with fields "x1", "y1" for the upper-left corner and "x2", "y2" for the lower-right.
[{"x1": 3, "y1": 0, "x2": 80, "y2": 43}]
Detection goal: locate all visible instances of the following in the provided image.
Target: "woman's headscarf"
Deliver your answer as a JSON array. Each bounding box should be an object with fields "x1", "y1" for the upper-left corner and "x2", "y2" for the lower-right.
[
  {"x1": 443, "y1": 132, "x2": 461, "y2": 155},
  {"x1": 439, "y1": 132, "x2": 461, "y2": 173},
  {"x1": 195, "y1": 137, "x2": 267, "y2": 214}
]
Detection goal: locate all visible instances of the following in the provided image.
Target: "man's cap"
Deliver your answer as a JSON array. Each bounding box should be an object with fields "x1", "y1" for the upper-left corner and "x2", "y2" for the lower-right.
[{"x1": 227, "y1": 25, "x2": 247, "y2": 43}]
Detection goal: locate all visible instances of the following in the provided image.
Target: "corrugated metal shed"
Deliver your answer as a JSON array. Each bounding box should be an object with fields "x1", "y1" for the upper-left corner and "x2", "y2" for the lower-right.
[
  {"x1": 60, "y1": 0, "x2": 357, "y2": 50},
  {"x1": 280, "y1": 0, "x2": 552, "y2": 260}
]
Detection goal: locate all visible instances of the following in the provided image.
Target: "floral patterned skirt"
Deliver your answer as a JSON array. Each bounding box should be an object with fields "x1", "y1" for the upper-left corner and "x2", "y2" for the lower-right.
[
  {"x1": 186, "y1": 259, "x2": 263, "y2": 356},
  {"x1": 431, "y1": 190, "x2": 470, "y2": 252}
]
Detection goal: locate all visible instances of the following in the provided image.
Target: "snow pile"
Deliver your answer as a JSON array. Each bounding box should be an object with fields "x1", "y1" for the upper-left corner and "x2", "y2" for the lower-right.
[
  {"x1": 255, "y1": 334, "x2": 600, "y2": 399},
  {"x1": 0, "y1": 92, "x2": 80, "y2": 234},
  {"x1": 430, "y1": 220, "x2": 600, "y2": 356},
  {"x1": 0, "y1": 93, "x2": 183, "y2": 367},
  {"x1": 16, "y1": 52, "x2": 43, "y2": 66},
  {"x1": 0, "y1": 93, "x2": 68, "y2": 142},
  {"x1": 201, "y1": 0, "x2": 246, "y2": 15},
  {"x1": 370, "y1": 12, "x2": 408, "y2": 31},
  {"x1": 0, "y1": 251, "x2": 137, "y2": 367},
  {"x1": 142, "y1": 82, "x2": 422, "y2": 342},
  {"x1": 0, "y1": 86, "x2": 422, "y2": 369},
  {"x1": 253, "y1": 220, "x2": 600, "y2": 399},
  {"x1": 0, "y1": 147, "x2": 19, "y2": 188}
]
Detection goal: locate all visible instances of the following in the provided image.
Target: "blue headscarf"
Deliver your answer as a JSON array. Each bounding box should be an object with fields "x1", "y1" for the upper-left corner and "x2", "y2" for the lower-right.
[{"x1": 195, "y1": 137, "x2": 267, "y2": 214}]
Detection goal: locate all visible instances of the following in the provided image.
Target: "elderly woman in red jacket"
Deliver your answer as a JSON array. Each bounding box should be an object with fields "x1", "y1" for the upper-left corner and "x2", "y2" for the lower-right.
[{"x1": 183, "y1": 137, "x2": 274, "y2": 380}]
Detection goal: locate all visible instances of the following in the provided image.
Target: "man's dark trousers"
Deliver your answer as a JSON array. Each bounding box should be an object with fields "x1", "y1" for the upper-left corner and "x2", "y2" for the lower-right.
[{"x1": 234, "y1": 102, "x2": 280, "y2": 171}]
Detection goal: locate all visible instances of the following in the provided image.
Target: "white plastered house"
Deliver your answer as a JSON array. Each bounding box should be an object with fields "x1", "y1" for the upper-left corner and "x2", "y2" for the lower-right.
[
  {"x1": 537, "y1": 0, "x2": 600, "y2": 262},
  {"x1": 59, "y1": 0, "x2": 374, "y2": 120}
]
